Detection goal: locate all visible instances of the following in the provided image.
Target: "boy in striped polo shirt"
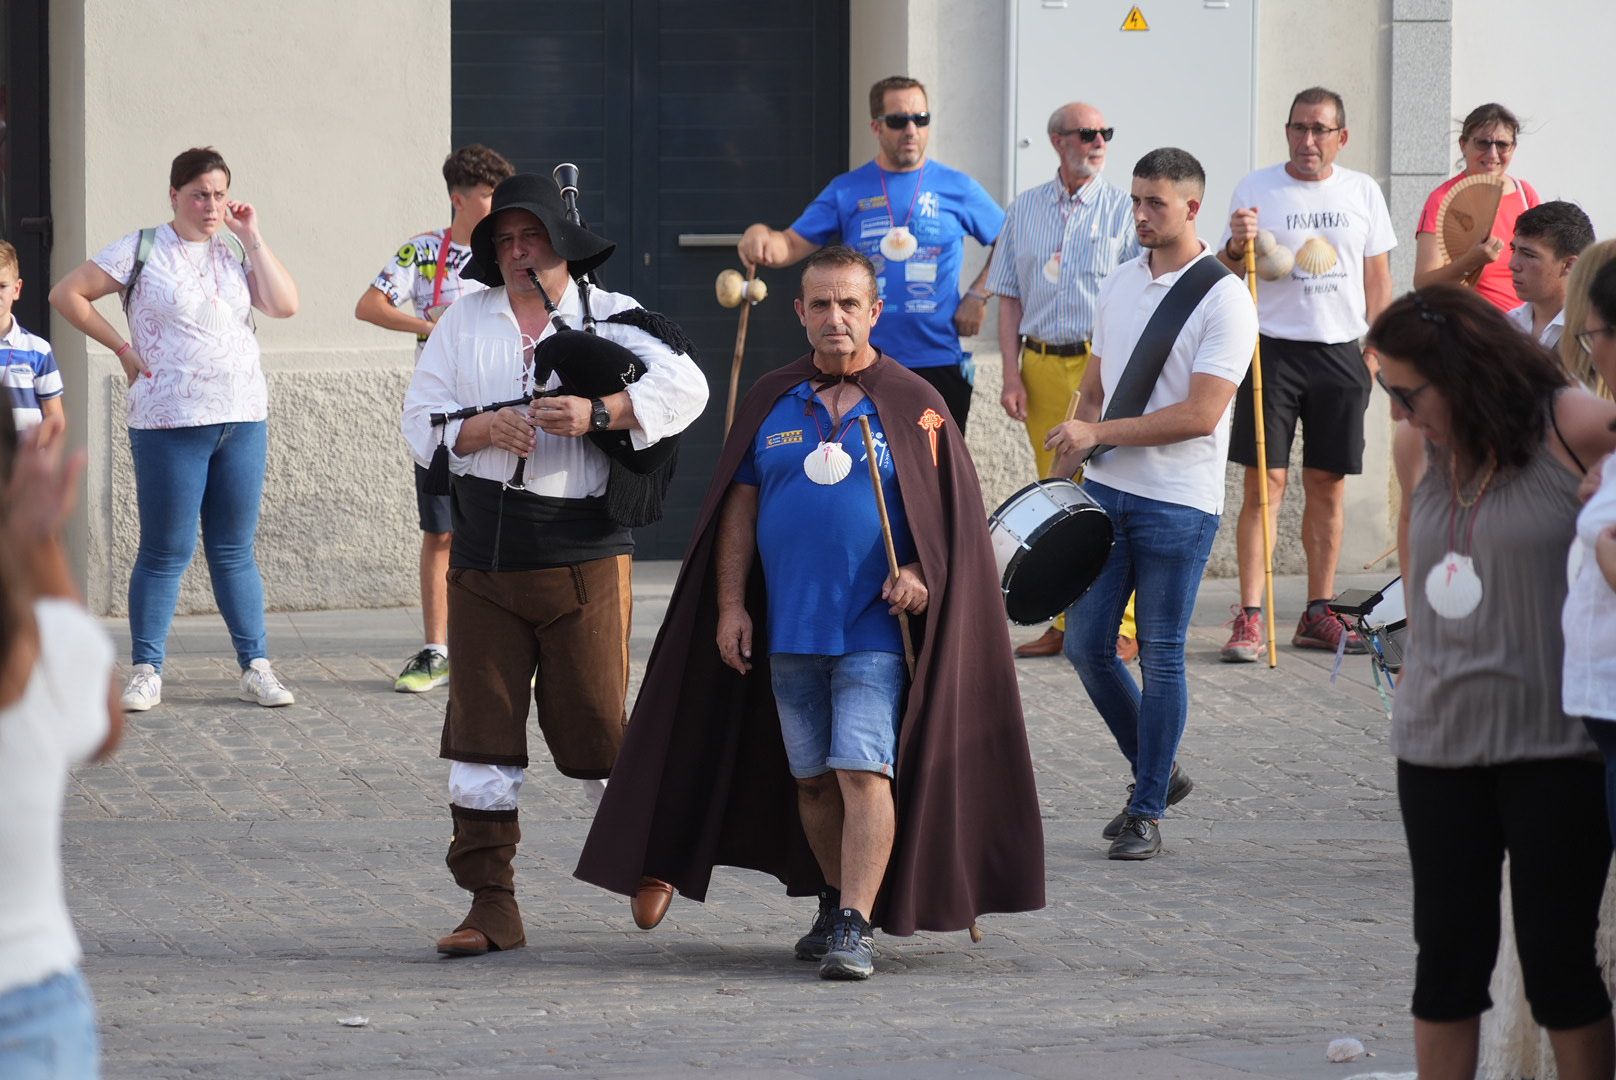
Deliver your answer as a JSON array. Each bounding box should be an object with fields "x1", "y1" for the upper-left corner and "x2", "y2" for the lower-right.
[{"x1": 0, "y1": 241, "x2": 63, "y2": 447}]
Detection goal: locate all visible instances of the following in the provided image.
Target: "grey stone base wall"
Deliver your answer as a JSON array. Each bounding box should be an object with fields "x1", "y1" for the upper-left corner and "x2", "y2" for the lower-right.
[{"x1": 102, "y1": 368, "x2": 421, "y2": 617}]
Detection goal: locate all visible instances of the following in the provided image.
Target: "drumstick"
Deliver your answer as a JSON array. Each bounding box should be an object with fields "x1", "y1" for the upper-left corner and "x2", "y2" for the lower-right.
[
  {"x1": 1047, "y1": 390, "x2": 1083, "y2": 480},
  {"x1": 1363, "y1": 541, "x2": 1398, "y2": 570},
  {"x1": 723, "y1": 265, "x2": 759, "y2": 435},
  {"x1": 1244, "y1": 240, "x2": 1279, "y2": 669},
  {"x1": 858, "y1": 416, "x2": 915, "y2": 679}
]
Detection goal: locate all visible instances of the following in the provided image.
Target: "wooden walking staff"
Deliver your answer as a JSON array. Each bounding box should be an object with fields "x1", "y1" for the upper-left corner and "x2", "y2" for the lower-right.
[
  {"x1": 856, "y1": 414, "x2": 981, "y2": 945},
  {"x1": 856, "y1": 416, "x2": 916, "y2": 679},
  {"x1": 717, "y1": 267, "x2": 768, "y2": 434},
  {"x1": 1243, "y1": 241, "x2": 1279, "y2": 669}
]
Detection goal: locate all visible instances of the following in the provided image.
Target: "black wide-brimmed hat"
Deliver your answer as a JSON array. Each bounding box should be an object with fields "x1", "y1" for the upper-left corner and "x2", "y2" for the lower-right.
[{"x1": 462, "y1": 172, "x2": 615, "y2": 287}]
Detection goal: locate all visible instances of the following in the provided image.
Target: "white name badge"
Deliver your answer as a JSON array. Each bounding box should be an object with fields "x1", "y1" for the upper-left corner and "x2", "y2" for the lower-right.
[{"x1": 904, "y1": 259, "x2": 937, "y2": 283}]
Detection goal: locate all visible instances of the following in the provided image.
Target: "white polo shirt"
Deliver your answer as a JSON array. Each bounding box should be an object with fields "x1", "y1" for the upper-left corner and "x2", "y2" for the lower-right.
[
  {"x1": 1505, "y1": 301, "x2": 1564, "y2": 349},
  {"x1": 1084, "y1": 242, "x2": 1258, "y2": 515}
]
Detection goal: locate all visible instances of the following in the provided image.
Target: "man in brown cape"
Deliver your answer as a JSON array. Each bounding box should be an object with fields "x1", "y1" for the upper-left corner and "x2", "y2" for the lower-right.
[{"x1": 575, "y1": 245, "x2": 1043, "y2": 979}]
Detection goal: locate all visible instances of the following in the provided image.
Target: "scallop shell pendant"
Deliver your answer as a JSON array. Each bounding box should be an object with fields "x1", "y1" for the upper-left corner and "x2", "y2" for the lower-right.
[
  {"x1": 803, "y1": 441, "x2": 853, "y2": 485},
  {"x1": 1424, "y1": 551, "x2": 1483, "y2": 619},
  {"x1": 192, "y1": 296, "x2": 237, "y2": 335},
  {"x1": 1042, "y1": 252, "x2": 1062, "y2": 283},
  {"x1": 879, "y1": 225, "x2": 918, "y2": 262},
  {"x1": 1294, "y1": 236, "x2": 1339, "y2": 276}
]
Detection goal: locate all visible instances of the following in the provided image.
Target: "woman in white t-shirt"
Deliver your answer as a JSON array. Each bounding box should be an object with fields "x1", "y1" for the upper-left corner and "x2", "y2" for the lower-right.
[
  {"x1": 49, "y1": 147, "x2": 300, "y2": 713},
  {"x1": 0, "y1": 408, "x2": 121, "y2": 1079}
]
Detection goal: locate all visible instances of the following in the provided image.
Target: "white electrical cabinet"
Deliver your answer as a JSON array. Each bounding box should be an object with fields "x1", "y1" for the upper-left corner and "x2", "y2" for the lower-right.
[{"x1": 1007, "y1": 0, "x2": 1257, "y2": 241}]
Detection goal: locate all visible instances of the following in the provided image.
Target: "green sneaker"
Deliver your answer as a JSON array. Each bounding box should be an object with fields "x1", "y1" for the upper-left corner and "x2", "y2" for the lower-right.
[{"x1": 394, "y1": 648, "x2": 449, "y2": 693}]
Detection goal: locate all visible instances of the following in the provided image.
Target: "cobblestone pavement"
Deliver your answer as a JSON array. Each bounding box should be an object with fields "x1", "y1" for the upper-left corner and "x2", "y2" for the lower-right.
[{"x1": 68, "y1": 566, "x2": 1421, "y2": 1079}]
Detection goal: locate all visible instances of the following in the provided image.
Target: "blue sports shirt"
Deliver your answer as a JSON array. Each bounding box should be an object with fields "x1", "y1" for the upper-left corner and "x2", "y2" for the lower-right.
[
  {"x1": 735, "y1": 380, "x2": 916, "y2": 656},
  {"x1": 791, "y1": 160, "x2": 1003, "y2": 370}
]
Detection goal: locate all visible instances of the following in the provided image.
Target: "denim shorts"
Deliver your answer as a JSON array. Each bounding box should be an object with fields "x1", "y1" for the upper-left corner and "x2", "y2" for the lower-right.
[
  {"x1": 0, "y1": 968, "x2": 101, "y2": 1078},
  {"x1": 770, "y1": 651, "x2": 906, "y2": 778}
]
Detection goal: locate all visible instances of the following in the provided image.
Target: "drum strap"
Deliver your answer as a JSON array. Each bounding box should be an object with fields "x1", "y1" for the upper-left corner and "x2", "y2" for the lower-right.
[{"x1": 1085, "y1": 255, "x2": 1231, "y2": 462}]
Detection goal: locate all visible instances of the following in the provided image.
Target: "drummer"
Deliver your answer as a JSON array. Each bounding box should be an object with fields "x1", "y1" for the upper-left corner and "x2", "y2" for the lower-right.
[{"x1": 1046, "y1": 148, "x2": 1258, "y2": 861}]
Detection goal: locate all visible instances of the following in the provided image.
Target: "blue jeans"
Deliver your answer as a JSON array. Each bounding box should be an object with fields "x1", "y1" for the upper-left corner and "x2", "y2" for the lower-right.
[
  {"x1": 128, "y1": 422, "x2": 269, "y2": 670},
  {"x1": 1063, "y1": 482, "x2": 1218, "y2": 819},
  {"x1": 0, "y1": 969, "x2": 100, "y2": 1079},
  {"x1": 1583, "y1": 718, "x2": 1616, "y2": 845},
  {"x1": 770, "y1": 651, "x2": 907, "y2": 778}
]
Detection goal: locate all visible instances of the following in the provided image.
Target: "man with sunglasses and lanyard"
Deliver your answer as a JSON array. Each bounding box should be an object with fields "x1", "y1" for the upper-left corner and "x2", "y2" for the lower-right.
[
  {"x1": 991, "y1": 101, "x2": 1142, "y2": 661},
  {"x1": 1217, "y1": 87, "x2": 1395, "y2": 663},
  {"x1": 738, "y1": 76, "x2": 1002, "y2": 431}
]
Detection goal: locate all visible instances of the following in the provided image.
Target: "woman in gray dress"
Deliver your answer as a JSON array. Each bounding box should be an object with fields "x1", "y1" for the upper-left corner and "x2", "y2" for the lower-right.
[{"x1": 1372, "y1": 285, "x2": 1616, "y2": 1080}]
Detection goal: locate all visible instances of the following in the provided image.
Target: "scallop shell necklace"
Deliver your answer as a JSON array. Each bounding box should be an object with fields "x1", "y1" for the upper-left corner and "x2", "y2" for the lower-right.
[
  {"x1": 1424, "y1": 453, "x2": 1496, "y2": 620},
  {"x1": 877, "y1": 163, "x2": 926, "y2": 263},
  {"x1": 802, "y1": 376, "x2": 859, "y2": 485},
  {"x1": 179, "y1": 236, "x2": 235, "y2": 335}
]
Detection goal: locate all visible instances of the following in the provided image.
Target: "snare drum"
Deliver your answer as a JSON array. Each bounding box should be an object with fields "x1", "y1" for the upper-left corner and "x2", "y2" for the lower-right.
[
  {"x1": 987, "y1": 479, "x2": 1114, "y2": 625},
  {"x1": 1363, "y1": 578, "x2": 1407, "y2": 673}
]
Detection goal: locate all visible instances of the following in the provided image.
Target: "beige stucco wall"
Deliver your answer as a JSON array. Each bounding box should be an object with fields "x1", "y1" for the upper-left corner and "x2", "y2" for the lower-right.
[
  {"x1": 51, "y1": 0, "x2": 449, "y2": 616},
  {"x1": 851, "y1": 0, "x2": 1399, "y2": 584}
]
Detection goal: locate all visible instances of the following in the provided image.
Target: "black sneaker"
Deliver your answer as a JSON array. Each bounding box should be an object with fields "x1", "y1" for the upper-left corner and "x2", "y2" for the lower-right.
[
  {"x1": 794, "y1": 888, "x2": 839, "y2": 961},
  {"x1": 818, "y1": 909, "x2": 875, "y2": 980},
  {"x1": 1102, "y1": 765, "x2": 1194, "y2": 840},
  {"x1": 1107, "y1": 815, "x2": 1162, "y2": 860}
]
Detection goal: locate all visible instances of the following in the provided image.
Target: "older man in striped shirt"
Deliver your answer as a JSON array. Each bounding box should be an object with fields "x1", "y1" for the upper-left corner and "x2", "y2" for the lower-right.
[{"x1": 991, "y1": 102, "x2": 1139, "y2": 659}]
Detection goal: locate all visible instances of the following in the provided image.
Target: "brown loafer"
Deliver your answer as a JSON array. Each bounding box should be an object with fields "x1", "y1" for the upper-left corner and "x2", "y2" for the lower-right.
[
  {"x1": 631, "y1": 877, "x2": 675, "y2": 930},
  {"x1": 1116, "y1": 635, "x2": 1139, "y2": 663},
  {"x1": 436, "y1": 927, "x2": 491, "y2": 956},
  {"x1": 1014, "y1": 626, "x2": 1064, "y2": 659}
]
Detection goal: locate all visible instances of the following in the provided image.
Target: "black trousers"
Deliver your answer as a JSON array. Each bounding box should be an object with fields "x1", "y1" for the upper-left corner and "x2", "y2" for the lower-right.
[
  {"x1": 911, "y1": 362, "x2": 973, "y2": 434},
  {"x1": 1397, "y1": 757, "x2": 1612, "y2": 1029}
]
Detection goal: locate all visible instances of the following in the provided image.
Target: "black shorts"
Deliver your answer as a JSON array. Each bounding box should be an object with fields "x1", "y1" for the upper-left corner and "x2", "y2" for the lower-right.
[
  {"x1": 1228, "y1": 336, "x2": 1370, "y2": 475},
  {"x1": 415, "y1": 463, "x2": 453, "y2": 534},
  {"x1": 910, "y1": 362, "x2": 973, "y2": 433},
  {"x1": 1398, "y1": 757, "x2": 1612, "y2": 1029}
]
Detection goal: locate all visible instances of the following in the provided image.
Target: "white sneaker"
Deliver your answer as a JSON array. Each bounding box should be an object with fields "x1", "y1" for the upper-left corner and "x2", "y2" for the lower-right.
[
  {"x1": 120, "y1": 664, "x2": 162, "y2": 712},
  {"x1": 239, "y1": 658, "x2": 295, "y2": 707}
]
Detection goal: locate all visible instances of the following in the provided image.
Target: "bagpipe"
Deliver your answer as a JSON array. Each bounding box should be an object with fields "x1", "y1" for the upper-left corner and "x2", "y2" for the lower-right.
[{"x1": 424, "y1": 164, "x2": 693, "y2": 528}]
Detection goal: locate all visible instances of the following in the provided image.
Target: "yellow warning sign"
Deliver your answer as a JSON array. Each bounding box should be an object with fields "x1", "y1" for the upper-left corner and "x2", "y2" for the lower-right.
[{"x1": 1121, "y1": 5, "x2": 1149, "y2": 31}]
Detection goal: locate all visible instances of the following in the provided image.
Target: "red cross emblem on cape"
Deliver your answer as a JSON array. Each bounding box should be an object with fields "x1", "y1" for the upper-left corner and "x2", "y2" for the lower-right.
[{"x1": 918, "y1": 408, "x2": 944, "y2": 467}]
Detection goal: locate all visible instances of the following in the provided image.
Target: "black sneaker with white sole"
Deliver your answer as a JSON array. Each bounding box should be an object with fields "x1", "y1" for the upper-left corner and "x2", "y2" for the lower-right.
[
  {"x1": 1102, "y1": 764, "x2": 1194, "y2": 840},
  {"x1": 794, "y1": 887, "x2": 839, "y2": 961},
  {"x1": 818, "y1": 909, "x2": 875, "y2": 980}
]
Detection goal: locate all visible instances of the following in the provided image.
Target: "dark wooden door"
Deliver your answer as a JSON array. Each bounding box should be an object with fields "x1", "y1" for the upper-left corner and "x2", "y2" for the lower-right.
[
  {"x1": 0, "y1": 0, "x2": 51, "y2": 334},
  {"x1": 452, "y1": 0, "x2": 848, "y2": 558}
]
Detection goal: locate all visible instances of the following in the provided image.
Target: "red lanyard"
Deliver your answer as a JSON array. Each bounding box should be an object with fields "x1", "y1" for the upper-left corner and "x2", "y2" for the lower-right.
[
  {"x1": 806, "y1": 396, "x2": 859, "y2": 445},
  {"x1": 877, "y1": 162, "x2": 927, "y2": 232},
  {"x1": 430, "y1": 227, "x2": 451, "y2": 309}
]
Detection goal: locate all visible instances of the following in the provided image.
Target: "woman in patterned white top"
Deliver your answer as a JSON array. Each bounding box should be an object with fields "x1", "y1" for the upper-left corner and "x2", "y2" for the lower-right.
[{"x1": 49, "y1": 147, "x2": 300, "y2": 712}]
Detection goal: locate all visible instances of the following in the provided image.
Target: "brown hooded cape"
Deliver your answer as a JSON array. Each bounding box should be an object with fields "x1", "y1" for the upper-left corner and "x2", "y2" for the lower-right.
[{"x1": 573, "y1": 352, "x2": 1044, "y2": 936}]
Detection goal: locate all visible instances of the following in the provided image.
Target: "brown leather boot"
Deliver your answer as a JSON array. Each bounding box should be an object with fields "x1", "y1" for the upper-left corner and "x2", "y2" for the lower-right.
[{"x1": 439, "y1": 805, "x2": 526, "y2": 954}]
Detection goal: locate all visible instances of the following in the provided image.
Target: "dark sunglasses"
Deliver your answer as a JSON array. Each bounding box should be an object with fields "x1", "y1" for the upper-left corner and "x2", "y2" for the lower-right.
[
  {"x1": 878, "y1": 112, "x2": 931, "y2": 130},
  {"x1": 1470, "y1": 137, "x2": 1515, "y2": 153},
  {"x1": 1057, "y1": 127, "x2": 1114, "y2": 143},
  {"x1": 1375, "y1": 370, "x2": 1432, "y2": 412}
]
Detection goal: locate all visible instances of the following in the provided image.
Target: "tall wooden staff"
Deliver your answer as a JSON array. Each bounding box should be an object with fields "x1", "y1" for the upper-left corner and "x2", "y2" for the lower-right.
[
  {"x1": 1244, "y1": 241, "x2": 1279, "y2": 669},
  {"x1": 856, "y1": 416, "x2": 915, "y2": 678},
  {"x1": 718, "y1": 267, "x2": 767, "y2": 434}
]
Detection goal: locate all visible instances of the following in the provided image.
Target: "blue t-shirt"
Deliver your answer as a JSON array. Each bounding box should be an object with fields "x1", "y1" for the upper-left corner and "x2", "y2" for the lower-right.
[
  {"x1": 791, "y1": 160, "x2": 1004, "y2": 370},
  {"x1": 735, "y1": 381, "x2": 916, "y2": 656}
]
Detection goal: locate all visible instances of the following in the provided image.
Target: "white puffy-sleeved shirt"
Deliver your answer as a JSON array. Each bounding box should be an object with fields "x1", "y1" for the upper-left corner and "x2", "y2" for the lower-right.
[
  {"x1": 1085, "y1": 243, "x2": 1259, "y2": 516},
  {"x1": 401, "y1": 280, "x2": 708, "y2": 499},
  {"x1": 1564, "y1": 453, "x2": 1616, "y2": 722},
  {"x1": 0, "y1": 600, "x2": 114, "y2": 996}
]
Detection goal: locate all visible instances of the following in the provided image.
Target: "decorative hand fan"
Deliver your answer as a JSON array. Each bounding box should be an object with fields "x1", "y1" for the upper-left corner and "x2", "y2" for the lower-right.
[{"x1": 1435, "y1": 174, "x2": 1506, "y2": 288}]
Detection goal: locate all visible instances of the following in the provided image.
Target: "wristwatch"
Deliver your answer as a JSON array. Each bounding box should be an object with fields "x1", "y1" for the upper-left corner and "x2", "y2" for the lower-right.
[{"x1": 589, "y1": 397, "x2": 611, "y2": 432}]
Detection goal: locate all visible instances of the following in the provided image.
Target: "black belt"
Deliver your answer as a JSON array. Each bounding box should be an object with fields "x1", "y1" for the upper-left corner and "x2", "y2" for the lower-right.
[{"x1": 1021, "y1": 336, "x2": 1088, "y2": 357}]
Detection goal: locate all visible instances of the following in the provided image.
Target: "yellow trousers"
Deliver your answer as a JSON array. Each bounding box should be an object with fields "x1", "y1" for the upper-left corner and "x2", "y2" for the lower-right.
[{"x1": 1020, "y1": 345, "x2": 1137, "y2": 640}]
